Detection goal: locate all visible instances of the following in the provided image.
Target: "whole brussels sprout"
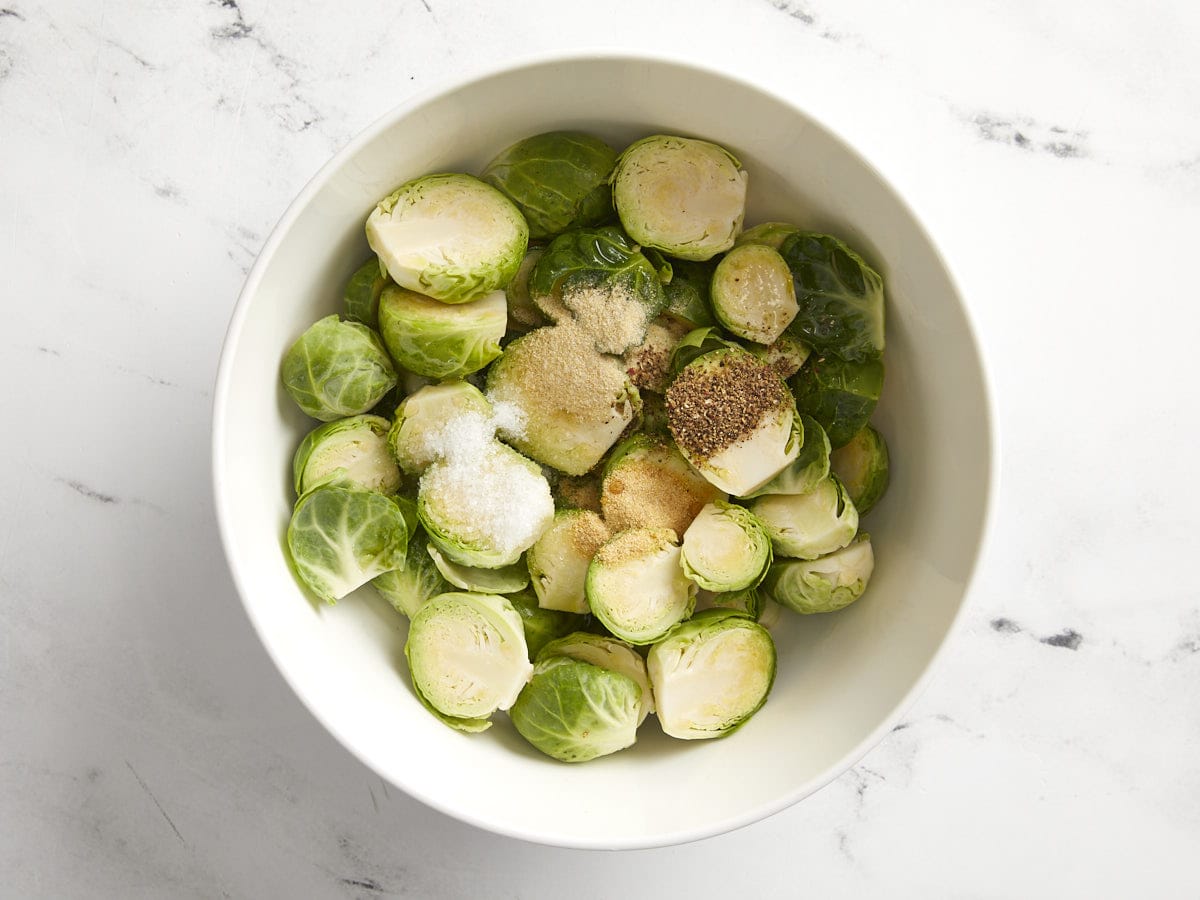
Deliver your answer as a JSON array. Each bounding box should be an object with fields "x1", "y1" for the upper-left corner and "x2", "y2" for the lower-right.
[
  {"x1": 790, "y1": 353, "x2": 884, "y2": 449},
  {"x1": 830, "y1": 423, "x2": 891, "y2": 516},
  {"x1": 537, "y1": 632, "x2": 655, "y2": 724},
  {"x1": 365, "y1": 173, "x2": 528, "y2": 303},
  {"x1": 779, "y1": 232, "x2": 885, "y2": 363},
  {"x1": 377, "y1": 286, "x2": 505, "y2": 380},
  {"x1": 612, "y1": 135, "x2": 747, "y2": 261},
  {"x1": 481, "y1": 131, "x2": 617, "y2": 240},
  {"x1": 505, "y1": 590, "x2": 584, "y2": 661},
  {"x1": 292, "y1": 414, "x2": 401, "y2": 496},
  {"x1": 286, "y1": 485, "x2": 410, "y2": 604},
  {"x1": 405, "y1": 591, "x2": 533, "y2": 732},
  {"x1": 281, "y1": 315, "x2": 397, "y2": 422},
  {"x1": 647, "y1": 609, "x2": 776, "y2": 740},
  {"x1": 343, "y1": 256, "x2": 388, "y2": 327}
]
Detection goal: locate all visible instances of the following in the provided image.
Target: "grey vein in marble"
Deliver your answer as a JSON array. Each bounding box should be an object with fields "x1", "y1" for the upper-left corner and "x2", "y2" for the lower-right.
[
  {"x1": 966, "y1": 111, "x2": 1087, "y2": 158},
  {"x1": 991, "y1": 616, "x2": 1084, "y2": 650},
  {"x1": 58, "y1": 477, "x2": 119, "y2": 504},
  {"x1": 125, "y1": 760, "x2": 186, "y2": 846}
]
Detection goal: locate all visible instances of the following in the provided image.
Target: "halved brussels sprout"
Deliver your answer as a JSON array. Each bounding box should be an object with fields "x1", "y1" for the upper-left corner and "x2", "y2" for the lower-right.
[
  {"x1": 613, "y1": 135, "x2": 747, "y2": 261},
  {"x1": 749, "y1": 475, "x2": 858, "y2": 560},
  {"x1": 281, "y1": 315, "x2": 397, "y2": 422},
  {"x1": 600, "y1": 434, "x2": 725, "y2": 536},
  {"x1": 585, "y1": 528, "x2": 696, "y2": 645},
  {"x1": 487, "y1": 324, "x2": 640, "y2": 475},
  {"x1": 680, "y1": 500, "x2": 772, "y2": 592},
  {"x1": 661, "y1": 258, "x2": 716, "y2": 329},
  {"x1": 736, "y1": 221, "x2": 801, "y2": 251},
  {"x1": 387, "y1": 381, "x2": 491, "y2": 475},
  {"x1": 711, "y1": 243, "x2": 798, "y2": 345},
  {"x1": 365, "y1": 173, "x2": 528, "y2": 303},
  {"x1": 761, "y1": 533, "x2": 874, "y2": 614},
  {"x1": 790, "y1": 353, "x2": 884, "y2": 449},
  {"x1": 510, "y1": 655, "x2": 642, "y2": 762},
  {"x1": 621, "y1": 315, "x2": 693, "y2": 394},
  {"x1": 292, "y1": 414, "x2": 401, "y2": 496},
  {"x1": 505, "y1": 589, "x2": 583, "y2": 660},
  {"x1": 528, "y1": 226, "x2": 667, "y2": 354},
  {"x1": 426, "y1": 544, "x2": 529, "y2": 594},
  {"x1": 286, "y1": 485, "x2": 410, "y2": 604},
  {"x1": 830, "y1": 423, "x2": 891, "y2": 516},
  {"x1": 538, "y1": 632, "x2": 655, "y2": 724},
  {"x1": 377, "y1": 286, "x2": 505, "y2": 380},
  {"x1": 505, "y1": 246, "x2": 548, "y2": 335},
  {"x1": 667, "y1": 326, "x2": 741, "y2": 377},
  {"x1": 418, "y1": 441, "x2": 554, "y2": 568},
  {"x1": 742, "y1": 413, "x2": 831, "y2": 498},
  {"x1": 694, "y1": 586, "x2": 765, "y2": 620},
  {"x1": 371, "y1": 529, "x2": 449, "y2": 617},
  {"x1": 344, "y1": 257, "x2": 388, "y2": 327},
  {"x1": 481, "y1": 131, "x2": 617, "y2": 240},
  {"x1": 526, "y1": 509, "x2": 611, "y2": 614},
  {"x1": 746, "y1": 332, "x2": 811, "y2": 380},
  {"x1": 405, "y1": 591, "x2": 533, "y2": 732},
  {"x1": 665, "y1": 348, "x2": 800, "y2": 496},
  {"x1": 647, "y1": 609, "x2": 775, "y2": 740},
  {"x1": 779, "y1": 232, "x2": 885, "y2": 363}
]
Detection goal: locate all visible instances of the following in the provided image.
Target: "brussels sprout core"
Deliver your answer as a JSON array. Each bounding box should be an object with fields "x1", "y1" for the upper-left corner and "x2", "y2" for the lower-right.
[
  {"x1": 365, "y1": 173, "x2": 528, "y2": 303},
  {"x1": 292, "y1": 414, "x2": 401, "y2": 496},
  {"x1": 665, "y1": 349, "x2": 800, "y2": 496},
  {"x1": 711, "y1": 244, "x2": 798, "y2": 345},
  {"x1": 405, "y1": 591, "x2": 533, "y2": 731},
  {"x1": 613, "y1": 135, "x2": 748, "y2": 261},
  {"x1": 586, "y1": 528, "x2": 696, "y2": 644},
  {"x1": 680, "y1": 501, "x2": 772, "y2": 592},
  {"x1": 647, "y1": 609, "x2": 776, "y2": 740}
]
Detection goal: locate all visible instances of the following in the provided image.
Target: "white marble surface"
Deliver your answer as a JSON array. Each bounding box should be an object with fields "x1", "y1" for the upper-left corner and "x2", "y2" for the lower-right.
[{"x1": 2, "y1": 0, "x2": 1198, "y2": 896}]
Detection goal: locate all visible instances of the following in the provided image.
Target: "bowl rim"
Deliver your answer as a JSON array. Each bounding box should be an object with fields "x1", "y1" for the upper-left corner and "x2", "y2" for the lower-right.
[{"x1": 211, "y1": 48, "x2": 1000, "y2": 850}]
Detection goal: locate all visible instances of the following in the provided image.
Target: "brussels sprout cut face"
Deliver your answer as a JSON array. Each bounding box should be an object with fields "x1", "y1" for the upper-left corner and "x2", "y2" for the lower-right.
[
  {"x1": 666, "y1": 349, "x2": 800, "y2": 496},
  {"x1": 286, "y1": 486, "x2": 410, "y2": 604},
  {"x1": 538, "y1": 632, "x2": 655, "y2": 724},
  {"x1": 526, "y1": 509, "x2": 611, "y2": 614},
  {"x1": 600, "y1": 434, "x2": 726, "y2": 536},
  {"x1": 711, "y1": 243, "x2": 798, "y2": 345},
  {"x1": 405, "y1": 592, "x2": 533, "y2": 732},
  {"x1": 481, "y1": 131, "x2": 617, "y2": 241},
  {"x1": 613, "y1": 135, "x2": 748, "y2": 261},
  {"x1": 377, "y1": 286, "x2": 505, "y2": 380},
  {"x1": 365, "y1": 173, "x2": 528, "y2": 303},
  {"x1": 680, "y1": 501, "x2": 772, "y2": 592},
  {"x1": 387, "y1": 381, "x2": 492, "y2": 475},
  {"x1": 762, "y1": 534, "x2": 875, "y2": 614},
  {"x1": 292, "y1": 415, "x2": 401, "y2": 496},
  {"x1": 487, "y1": 324, "x2": 640, "y2": 475},
  {"x1": 586, "y1": 528, "x2": 696, "y2": 644},
  {"x1": 510, "y1": 656, "x2": 642, "y2": 762},
  {"x1": 750, "y1": 475, "x2": 859, "y2": 560},
  {"x1": 281, "y1": 315, "x2": 397, "y2": 422},
  {"x1": 830, "y1": 424, "x2": 891, "y2": 516},
  {"x1": 748, "y1": 332, "x2": 811, "y2": 380},
  {"x1": 741, "y1": 413, "x2": 831, "y2": 498},
  {"x1": 647, "y1": 609, "x2": 776, "y2": 740}
]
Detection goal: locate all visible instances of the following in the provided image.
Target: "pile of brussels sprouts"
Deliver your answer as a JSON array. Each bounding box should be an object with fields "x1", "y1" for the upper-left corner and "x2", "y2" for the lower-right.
[{"x1": 279, "y1": 130, "x2": 891, "y2": 763}]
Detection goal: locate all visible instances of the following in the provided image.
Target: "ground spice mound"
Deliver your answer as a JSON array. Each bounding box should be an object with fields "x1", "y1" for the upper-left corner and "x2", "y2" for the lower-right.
[
  {"x1": 566, "y1": 509, "x2": 611, "y2": 557},
  {"x1": 665, "y1": 353, "x2": 788, "y2": 462},
  {"x1": 594, "y1": 527, "x2": 674, "y2": 566},
  {"x1": 561, "y1": 281, "x2": 649, "y2": 355},
  {"x1": 601, "y1": 443, "x2": 723, "y2": 536}
]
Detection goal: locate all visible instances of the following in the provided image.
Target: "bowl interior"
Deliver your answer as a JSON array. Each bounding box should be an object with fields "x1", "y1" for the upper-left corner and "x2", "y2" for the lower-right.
[{"x1": 213, "y1": 56, "x2": 991, "y2": 849}]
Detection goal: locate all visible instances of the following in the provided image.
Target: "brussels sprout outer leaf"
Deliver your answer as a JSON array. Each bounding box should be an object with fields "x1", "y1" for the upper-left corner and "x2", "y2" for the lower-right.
[
  {"x1": 426, "y1": 544, "x2": 530, "y2": 594},
  {"x1": 286, "y1": 486, "x2": 410, "y2": 604},
  {"x1": 829, "y1": 423, "x2": 891, "y2": 516},
  {"x1": 760, "y1": 534, "x2": 874, "y2": 614},
  {"x1": 292, "y1": 414, "x2": 400, "y2": 496},
  {"x1": 537, "y1": 631, "x2": 655, "y2": 722},
  {"x1": 661, "y1": 258, "x2": 716, "y2": 328},
  {"x1": 667, "y1": 326, "x2": 742, "y2": 377},
  {"x1": 504, "y1": 590, "x2": 585, "y2": 661},
  {"x1": 741, "y1": 413, "x2": 831, "y2": 498},
  {"x1": 510, "y1": 656, "x2": 642, "y2": 762},
  {"x1": 790, "y1": 354, "x2": 884, "y2": 449},
  {"x1": 749, "y1": 475, "x2": 859, "y2": 560},
  {"x1": 377, "y1": 286, "x2": 505, "y2": 380},
  {"x1": 281, "y1": 316, "x2": 397, "y2": 422},
  {"x1": 344, "y1": 257, "x2": 388, "y2": 327},
  {"x1": 371, "y1": 530, "x2": 448, "y2": 617},
  {"x1": 779, "y1": 232, "x2": 885, "y2": 362}
]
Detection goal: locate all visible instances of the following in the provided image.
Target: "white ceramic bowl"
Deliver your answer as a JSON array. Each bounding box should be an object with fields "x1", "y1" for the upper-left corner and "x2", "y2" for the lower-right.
[{"x1": 213, "y1": 53, "x2": 994, "y2": 849}]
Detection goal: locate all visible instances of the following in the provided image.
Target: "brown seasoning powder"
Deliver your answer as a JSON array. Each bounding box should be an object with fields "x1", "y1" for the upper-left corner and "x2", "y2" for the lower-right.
[
  {"x1": 665, "y1": 354, "x2": 789, "y2": 462},
  {"x1": 566, "y1": 510, "x2": 611, "y2": 557},
  {"x1": 594, "y1": 528, "x2": 675, "y2": 567}
]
